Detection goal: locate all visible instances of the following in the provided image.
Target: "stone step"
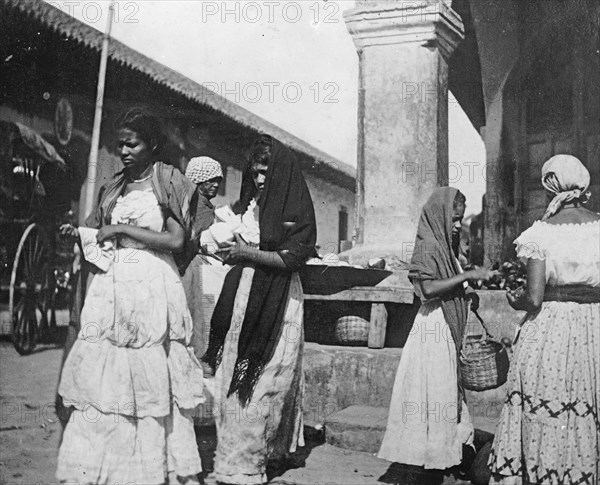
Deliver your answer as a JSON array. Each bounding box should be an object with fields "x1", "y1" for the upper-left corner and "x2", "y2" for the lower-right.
[
  {"x1": 324, "y1": 404, "x2": 497, "y2": 456},
  {"x1": 324, "y1": 405, "x2": 388, "y2": 454}
]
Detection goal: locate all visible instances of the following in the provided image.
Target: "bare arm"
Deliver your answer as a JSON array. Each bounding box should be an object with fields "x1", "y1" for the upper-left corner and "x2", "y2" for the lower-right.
[
  {"x1": 507, "y1": 259, "x2": 546, "y2": 312},
  {"x1": 225, "y1": 234, "x2": 288, "y2": 269},
  {"x1": 420, "y1": 267, "x2": 498, "y2": 300},
  {"x1": 97, "y1": 217, "x2": 185, "y2": 253}
]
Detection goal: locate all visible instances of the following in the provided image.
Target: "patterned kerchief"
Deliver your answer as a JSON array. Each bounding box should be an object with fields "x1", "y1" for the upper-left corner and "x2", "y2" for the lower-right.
[{"x1": 185, "y1": 156, "x2": 223, "y2": 184}]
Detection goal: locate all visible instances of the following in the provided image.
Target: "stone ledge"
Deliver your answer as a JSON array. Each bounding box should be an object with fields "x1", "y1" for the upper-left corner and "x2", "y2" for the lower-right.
[{"x1": 304, "y1": 343, "x2": 403, "y2": 424}]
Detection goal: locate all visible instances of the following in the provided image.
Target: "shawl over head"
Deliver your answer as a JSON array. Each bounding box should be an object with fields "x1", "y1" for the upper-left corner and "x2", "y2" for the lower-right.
[
  {"x1": 202, "y1": 137, "x2": 317, "y2": 405},
  {"x1": 541, "y1": 154, "x2": 591, "y2": 220},
  {"x1": 409, "y1": 187, "x2": 468, "y2": 419}
]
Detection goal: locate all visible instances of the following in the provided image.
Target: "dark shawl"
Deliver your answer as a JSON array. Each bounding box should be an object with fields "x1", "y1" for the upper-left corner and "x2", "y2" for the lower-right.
[
  {"x1": 179, "y1": 192, "x2": 216, "y2": 270},
  {"x1": 408, "y1": 187, "x2": 468, "y2": 418},
  {"x1": 202, "y1": 139, "x2": 317, "y2": 405},
  {"x1": 192, "y1": 193, "x2": 216, "y2": 237}
]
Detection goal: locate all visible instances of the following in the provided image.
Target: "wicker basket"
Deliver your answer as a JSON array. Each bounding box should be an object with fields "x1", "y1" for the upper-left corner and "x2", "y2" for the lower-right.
[
  {"x1": 460, "y1": 311, "x2": 510, "y2": 391},
  {"x1": 334, "y1": 316, "x2": 369, "y2": 345}
]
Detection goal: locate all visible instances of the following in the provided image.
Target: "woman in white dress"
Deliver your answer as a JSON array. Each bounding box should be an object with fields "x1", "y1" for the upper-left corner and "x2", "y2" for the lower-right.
[
  {"x1": 489, "y1": 154, "x2": 600, "y2": 484},
  {"x1": 378, "y1": 187, "x2": 498, "y2": 482},
  {"x1": 56, "y1": 108, "x2": 204, "y2": 484}
]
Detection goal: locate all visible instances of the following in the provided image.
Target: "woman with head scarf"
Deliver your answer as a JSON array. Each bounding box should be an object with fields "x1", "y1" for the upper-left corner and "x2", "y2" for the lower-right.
[
  {"x1": 185, "y1": 156, "x2": 224, "y2": 235},
  {"x1": 56, "y1": 107, "x2": 204, "y2": 484},
  {"x1": 182, "y1": 156, "x2": 225, "y2": 364},
  {"x1": 489, "y1": 155, "x2": 600, "y2": 484},
  {"x1": 377, "y1": 187, "x2": 498, "y2": 483},
  {"x1": 202, "y1": 134, "x2": 316, "y2": 485}
]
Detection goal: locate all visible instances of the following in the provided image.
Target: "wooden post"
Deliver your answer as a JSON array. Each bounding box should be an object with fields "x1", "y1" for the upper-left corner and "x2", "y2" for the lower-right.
[
  {"x1": 367, "y1": 303, "x2": 388, "y2": 349},
  {"x1": 82, "y1": 1, "x2": 115, "y2": 224}
]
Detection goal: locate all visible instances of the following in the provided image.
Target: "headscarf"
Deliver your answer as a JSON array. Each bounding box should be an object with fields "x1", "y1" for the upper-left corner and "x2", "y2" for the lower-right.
[
  {"x1": 541, "y1": 154, "x2": 591, "y2": 220},
  {"x1": 408, "y1": 187, "x2": 468, "y2": 419},
  {"x1": 202, "y1": 138, "x2": 317, "y2": 405},
  {"x1": 185, "y1": 156, "x2": 223, "y2": 184}
]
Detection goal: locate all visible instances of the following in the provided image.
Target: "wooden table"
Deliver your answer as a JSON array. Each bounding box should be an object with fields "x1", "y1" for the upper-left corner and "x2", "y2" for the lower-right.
[{"x1": 303, "y1": 285, "x2": 414, "y2": 349}]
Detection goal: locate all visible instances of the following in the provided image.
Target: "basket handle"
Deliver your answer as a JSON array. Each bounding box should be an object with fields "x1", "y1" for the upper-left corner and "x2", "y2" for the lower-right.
[
  {"x1": 472, "y1": 309, "x2": 490, "y2": 338},
  {"x1": 462, "y1": 309, "x2": 497, "y2": 349}
]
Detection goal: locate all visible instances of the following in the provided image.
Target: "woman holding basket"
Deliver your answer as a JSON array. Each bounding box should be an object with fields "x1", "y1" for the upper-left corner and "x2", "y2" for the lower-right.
[{"x1": 378, "y1": 187, "x2": 498, "y2": 482}]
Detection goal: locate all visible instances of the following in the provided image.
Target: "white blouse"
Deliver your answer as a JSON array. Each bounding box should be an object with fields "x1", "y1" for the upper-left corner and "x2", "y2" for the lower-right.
[{"x1": 514, "y1": 220, "x2": 600, "y2": 287}]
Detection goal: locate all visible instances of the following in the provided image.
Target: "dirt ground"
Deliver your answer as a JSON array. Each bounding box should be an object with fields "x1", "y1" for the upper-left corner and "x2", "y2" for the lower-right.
[
  {"x1": 0, "y1": 336, "x2": 472, "y2": 485},
  {"x1": 0, "y1": 337, "x2": 219, "y2": 485},
  {"x1": 0, "y1": 339, "x2": 65, "y2": 485}
]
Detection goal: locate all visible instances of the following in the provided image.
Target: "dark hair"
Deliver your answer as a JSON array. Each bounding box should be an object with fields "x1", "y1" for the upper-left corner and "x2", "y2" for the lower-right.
[
  {"x1": 115, "y1": 107, "x2": 166, "y2": 154},
  {"x1": 453, "y1": 190, "x2": 466, "y2": 208},
  {"x1": 249, "y1": 134, "x2": 272, "y2": 166}
]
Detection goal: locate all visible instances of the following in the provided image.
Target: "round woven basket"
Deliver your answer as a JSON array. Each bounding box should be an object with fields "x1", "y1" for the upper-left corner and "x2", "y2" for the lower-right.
[
  {"x1": 460, "y1": 334, "x2": 510, "y2": 391},
  {"x1": 334, "y1": 316, "x2": 369, "y2": 346}
]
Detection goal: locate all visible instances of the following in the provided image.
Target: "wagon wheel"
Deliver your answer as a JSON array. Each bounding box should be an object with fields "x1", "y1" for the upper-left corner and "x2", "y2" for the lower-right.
[{"x1": 9, "y1": 223, "x2": 52, "y2": 355}]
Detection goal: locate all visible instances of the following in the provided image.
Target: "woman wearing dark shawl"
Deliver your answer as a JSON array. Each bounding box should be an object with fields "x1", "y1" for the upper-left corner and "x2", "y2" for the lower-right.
[
  {"x1": 377, "y1": 187, "x2": 497, "y2": 481},
  {"x1": 202, "y1": 134, "x2": 316, "y2": 485},
  {"x1": 56, "y1": 108, "x2": 204, "y2": 485}
]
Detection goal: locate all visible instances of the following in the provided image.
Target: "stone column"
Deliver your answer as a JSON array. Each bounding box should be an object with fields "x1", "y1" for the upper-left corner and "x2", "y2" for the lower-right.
[{"x1": 341, "y1": 1, "x2": 464, "y2": 270}]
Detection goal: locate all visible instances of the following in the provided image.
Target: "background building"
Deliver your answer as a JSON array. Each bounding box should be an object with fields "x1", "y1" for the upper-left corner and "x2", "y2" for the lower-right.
[{"x1": 0, "y1": 0, "x2": 356, "y2": 256}]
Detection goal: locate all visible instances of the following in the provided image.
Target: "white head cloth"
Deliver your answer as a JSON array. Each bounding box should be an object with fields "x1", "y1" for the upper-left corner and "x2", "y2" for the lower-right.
[
  {"x1": 541, "y1": 154, "x2": 591, "y2": 220},
  {"x1": 185, "y1": 156, "x2": 223, "y2": 184}
]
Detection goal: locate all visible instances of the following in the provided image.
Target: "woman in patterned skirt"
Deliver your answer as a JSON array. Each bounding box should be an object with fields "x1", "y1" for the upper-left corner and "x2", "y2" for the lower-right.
[{"x1": 489, "y1": 154, "x2": 600, "y2": 484}]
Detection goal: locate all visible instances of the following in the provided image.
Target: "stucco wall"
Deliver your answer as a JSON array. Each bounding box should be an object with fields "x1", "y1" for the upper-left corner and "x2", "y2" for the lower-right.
[{"x1": 304, "y1": 173, "x2": 355, "y2": 255}]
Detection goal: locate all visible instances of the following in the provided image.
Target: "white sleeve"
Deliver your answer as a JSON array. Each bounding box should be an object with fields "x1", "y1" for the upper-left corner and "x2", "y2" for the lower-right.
[{"x1": 514, "y1": 223, "x2": 546, "y2": 261}]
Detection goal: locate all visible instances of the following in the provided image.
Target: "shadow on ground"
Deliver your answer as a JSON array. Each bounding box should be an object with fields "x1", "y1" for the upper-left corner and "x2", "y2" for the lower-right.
[
  {"x1": 196, "y1": 424, "x2": 326, "y2": 483},
  {"x1": 0, "y1": 326, "x2": 68, "y2": 355}
]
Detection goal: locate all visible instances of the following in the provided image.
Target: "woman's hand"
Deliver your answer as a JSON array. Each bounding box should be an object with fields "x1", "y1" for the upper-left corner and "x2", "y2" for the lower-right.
[
  {"x1": 96, "y1": 225, "x2": 123, "y2": 244},
  {"x1": 59, "y1": 224, "x2": 79, "y2": 239},
  {"x1": 506, "y1": 286, "x2": 526, "y2": 310},
  {"x1": 225, "y1": 234, "x2": 251, "y2": 265},
  {"x1": 202, "y1": 241, "x2": 234, "y2": 262},
  {"x1": 466, "y1": 267, "x2": 499, "y2": 282},
  {"x1": 506, "y1": 289, "x2": 520, "y2": 310}
]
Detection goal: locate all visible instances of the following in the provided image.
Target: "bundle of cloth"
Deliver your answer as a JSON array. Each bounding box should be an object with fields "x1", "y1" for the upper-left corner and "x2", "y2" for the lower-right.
[{"x1": 200, "y1": 201, "x2": 261, "y2": 254}]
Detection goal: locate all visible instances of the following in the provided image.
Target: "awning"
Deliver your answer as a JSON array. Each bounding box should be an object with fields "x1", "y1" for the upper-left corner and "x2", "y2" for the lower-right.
[
  {"x1": 12, "y1": 122, "x2": 66, "y2": 168},
  {"x1": 1, "y1": 0, "x2": 355, "y2": 189}
]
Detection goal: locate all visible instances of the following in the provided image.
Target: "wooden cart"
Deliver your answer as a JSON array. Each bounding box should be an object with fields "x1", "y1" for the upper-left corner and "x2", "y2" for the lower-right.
[{"x1": 1, "y1": 121, "x2": 76, "y2": 354}]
